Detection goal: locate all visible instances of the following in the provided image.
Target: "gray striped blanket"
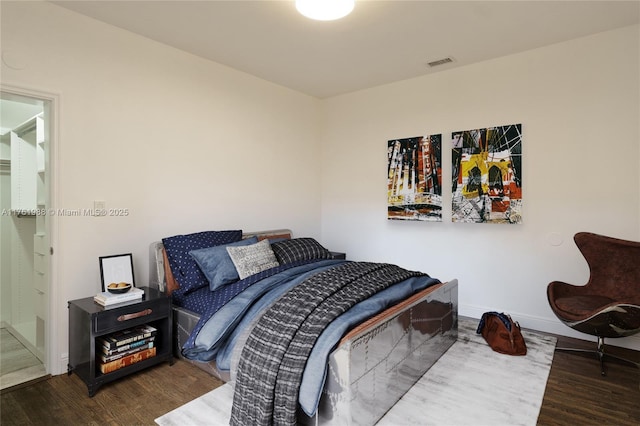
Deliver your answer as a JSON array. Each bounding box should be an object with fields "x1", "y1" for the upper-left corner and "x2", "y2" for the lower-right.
[{"x1": 229, "y1": 261, "x2": 426, "y2": 426}]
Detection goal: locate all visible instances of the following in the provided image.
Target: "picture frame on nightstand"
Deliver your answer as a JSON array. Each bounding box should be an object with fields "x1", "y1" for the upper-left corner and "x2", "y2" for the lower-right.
[{"x1": 99, "y1": 253, "x2": 135, "y2": 292}]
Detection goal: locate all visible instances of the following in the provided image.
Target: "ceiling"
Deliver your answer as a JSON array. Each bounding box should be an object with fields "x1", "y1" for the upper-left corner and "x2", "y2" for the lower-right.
[{"x1": 50, "y1": 1, "x2": 640, "y2": 98}]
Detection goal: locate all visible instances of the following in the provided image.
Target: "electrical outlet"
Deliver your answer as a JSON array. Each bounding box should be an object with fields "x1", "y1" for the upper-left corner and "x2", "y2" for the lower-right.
[{"x1": 94, "y1": 200, "x2": 106, "y2": 216}]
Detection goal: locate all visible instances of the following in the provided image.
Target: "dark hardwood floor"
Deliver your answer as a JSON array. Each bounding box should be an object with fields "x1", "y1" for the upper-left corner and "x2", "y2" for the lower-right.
[
  {"x1": 1, "y1": 360, "x2": 222, "y2": 425},
  {"x1": 1, "y1": 335, "x2": 638, "y2": 425},
  {"x1": 537, "y1": 335, "x2": 640, "y2": 426}
]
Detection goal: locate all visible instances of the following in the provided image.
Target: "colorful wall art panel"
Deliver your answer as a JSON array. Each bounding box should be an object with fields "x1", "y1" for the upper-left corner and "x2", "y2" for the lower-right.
[
  {"x1": 451, "y1": 124, "x2": 522, "y2": 224},
  {"x1": 387, "y1": 135, "x2": 442, "y2": 221}
]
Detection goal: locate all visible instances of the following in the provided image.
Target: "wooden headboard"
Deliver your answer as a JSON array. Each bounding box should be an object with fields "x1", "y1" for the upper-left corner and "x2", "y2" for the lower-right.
[{"x1": 148, "y1": 229, "x2": 292, "y2": 293}]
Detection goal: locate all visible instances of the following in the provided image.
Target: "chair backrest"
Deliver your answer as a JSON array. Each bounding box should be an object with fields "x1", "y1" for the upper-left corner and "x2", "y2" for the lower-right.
[{"x1": 574, "y1": 232, "x2": 640, "y2": 301}]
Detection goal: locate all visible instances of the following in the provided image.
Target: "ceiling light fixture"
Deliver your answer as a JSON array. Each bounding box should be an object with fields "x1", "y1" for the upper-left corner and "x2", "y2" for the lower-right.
[{"x1": 295, "y1": 0, "x2": 355, "y2": 21}]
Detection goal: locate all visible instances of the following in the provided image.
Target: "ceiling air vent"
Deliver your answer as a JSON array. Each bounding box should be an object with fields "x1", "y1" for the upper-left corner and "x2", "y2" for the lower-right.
[{"x1": 427, "y1": 57, "x2": 454, "y2": 67}]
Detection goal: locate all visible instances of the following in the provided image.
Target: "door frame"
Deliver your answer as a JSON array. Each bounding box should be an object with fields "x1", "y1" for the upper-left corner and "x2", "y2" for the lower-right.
[{"x1": 1, "y1": 83, "x2": 60, "y2": 375}]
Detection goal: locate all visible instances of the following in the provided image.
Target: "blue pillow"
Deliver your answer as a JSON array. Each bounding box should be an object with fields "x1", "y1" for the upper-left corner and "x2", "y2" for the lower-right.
[
  {"x1": 189, "y1": 237, "x2": 258, "y2": 291},
  {"x1": 162, "y1": 230, "x2": 242, "y2": 294}
]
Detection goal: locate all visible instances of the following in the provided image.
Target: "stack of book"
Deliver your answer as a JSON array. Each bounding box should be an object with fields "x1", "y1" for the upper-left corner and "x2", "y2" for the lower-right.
[
  {"x1": 97, "y1": 324, "x2": 157, "y2": 374},
  {"x1": 93, "y1": 287, "x2": 144, "y2": 306}
]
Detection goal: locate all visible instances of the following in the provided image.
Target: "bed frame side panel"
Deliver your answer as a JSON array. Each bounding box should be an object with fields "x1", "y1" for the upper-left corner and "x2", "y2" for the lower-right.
[
  {"x1": 173, "y1": 305, "x2": 230, "y2": 381},
  {"x1": 309, "y1": 279, "x2": 458, "y2": 426}
]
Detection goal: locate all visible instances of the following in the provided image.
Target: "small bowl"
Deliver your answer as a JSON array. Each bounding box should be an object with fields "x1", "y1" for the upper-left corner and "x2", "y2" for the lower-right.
[{"x1": 107, "y1": 283, "x2": 132, "y2": 294}]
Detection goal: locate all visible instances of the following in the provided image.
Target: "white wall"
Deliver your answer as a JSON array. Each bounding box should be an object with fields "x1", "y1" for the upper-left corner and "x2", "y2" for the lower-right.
[
  {"x1": 1, "y1": 1, "x2": 322, "y2": 374},
  {"x1": 320, "y1": 25, "x2": 640, "y2": 349}
]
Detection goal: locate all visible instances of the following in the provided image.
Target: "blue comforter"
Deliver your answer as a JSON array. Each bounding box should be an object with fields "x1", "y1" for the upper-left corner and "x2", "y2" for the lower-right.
[{"x1": 180, "y1": 259, "x2": 439, "y2": 417}]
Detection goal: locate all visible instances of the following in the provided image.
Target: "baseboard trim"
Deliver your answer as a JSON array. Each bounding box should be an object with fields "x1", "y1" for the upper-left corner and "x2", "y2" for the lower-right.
[
  {"x1": 460, "y1": 303, "x2": 640, "y2": 351},
  {"x1": 59, "y1": 355, "x2": 68, "y2": 376}
]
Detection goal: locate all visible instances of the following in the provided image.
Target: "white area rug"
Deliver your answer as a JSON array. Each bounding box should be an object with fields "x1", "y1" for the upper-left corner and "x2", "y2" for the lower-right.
[{"x1": 156, "y1": 318, "x2": 556, "y2": 426}]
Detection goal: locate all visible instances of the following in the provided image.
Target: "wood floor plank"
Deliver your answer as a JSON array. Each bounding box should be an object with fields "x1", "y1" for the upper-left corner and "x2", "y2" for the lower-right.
[
  {"x1": 1, "y1": 360, "x2": 222, "y2": 426},
  {"x1": 537, "y1": 335, "x2": 640, "y2": 426}
]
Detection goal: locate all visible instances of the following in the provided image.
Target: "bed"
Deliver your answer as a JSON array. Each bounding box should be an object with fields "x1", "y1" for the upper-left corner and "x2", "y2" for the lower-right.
[{"x1": 149, "y1": 229, "x2": 458, "y2": 426}]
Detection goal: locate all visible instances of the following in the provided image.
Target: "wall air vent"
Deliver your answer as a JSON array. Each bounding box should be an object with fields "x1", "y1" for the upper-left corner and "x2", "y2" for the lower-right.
[{"x1": 427, "y1": 57, "x2": 454, "y2": 67}]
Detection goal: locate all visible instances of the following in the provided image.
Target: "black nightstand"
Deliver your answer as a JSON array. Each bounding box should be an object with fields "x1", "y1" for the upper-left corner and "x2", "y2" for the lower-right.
[
  {"x1": 67, "y1": 286, "x2": 173, "y2": 396},
  {"x1": 331, "y1": 251, "x2": 346, "y2": 260}
]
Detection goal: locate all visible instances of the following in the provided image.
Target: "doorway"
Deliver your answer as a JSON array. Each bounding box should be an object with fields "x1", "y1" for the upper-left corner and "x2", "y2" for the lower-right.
[{"x1": 0, "y1": 89, "x2": 53, "y2": 389}]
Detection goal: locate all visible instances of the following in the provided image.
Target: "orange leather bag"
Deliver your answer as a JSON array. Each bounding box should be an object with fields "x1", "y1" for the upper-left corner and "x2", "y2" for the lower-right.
[{"x1": 476, "y1": 312, "x2": 527, "y2": 356}]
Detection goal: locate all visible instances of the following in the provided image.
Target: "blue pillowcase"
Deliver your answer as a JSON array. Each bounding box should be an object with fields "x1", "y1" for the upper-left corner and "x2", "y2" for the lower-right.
[
  {"x1": 189, "y1": 237, "x2": 258, "y2": 291},
  {"x1": 162, "y1": 230, "x2": 242, "y2": 294}
]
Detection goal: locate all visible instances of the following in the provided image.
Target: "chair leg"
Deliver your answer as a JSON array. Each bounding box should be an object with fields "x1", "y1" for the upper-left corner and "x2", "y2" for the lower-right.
[
  {"x1": 597, "y1": 336, "x2": 605, "y2": 376},
  {"x1": 555, "y1": 336, "x2": 640, "y2": 376}
]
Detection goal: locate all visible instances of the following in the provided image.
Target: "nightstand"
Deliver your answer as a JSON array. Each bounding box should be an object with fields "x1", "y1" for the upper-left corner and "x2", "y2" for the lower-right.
[
  {"x1": 67, "y1": 286, "x2": 173, "y2": 396},
  {"x1": 331, "y1": 251, "x2": 346, "y2": 260}
]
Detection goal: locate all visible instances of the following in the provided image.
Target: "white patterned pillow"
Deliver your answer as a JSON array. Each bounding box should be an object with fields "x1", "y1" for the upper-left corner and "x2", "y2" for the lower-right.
[{"x1": 226, "y1": 239, "x2": 280, "y2": 280}]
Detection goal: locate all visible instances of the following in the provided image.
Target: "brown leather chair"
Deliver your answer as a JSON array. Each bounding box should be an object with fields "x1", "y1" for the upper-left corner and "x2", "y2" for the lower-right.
[{"x1": 547, "y1": 232, "x2": 640, "y2": 375}]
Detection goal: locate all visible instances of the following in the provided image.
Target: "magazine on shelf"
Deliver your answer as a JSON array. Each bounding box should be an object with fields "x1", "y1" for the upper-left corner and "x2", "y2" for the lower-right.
[
  {"x1": 100, "y1": 336, "x2": 155, "y2": 356},
  {"x1": 98, "y1": 324, "x2": 157, "y2": 350},
  {"x1": 99, "y1": 340, "x2": 155, "y2": 363},
  {"x1": 94, "y1": 287, "x2": 144, "y2": 306},
  {"x1": 99, "y1": 347, "x2": 156, "y2": 374}
]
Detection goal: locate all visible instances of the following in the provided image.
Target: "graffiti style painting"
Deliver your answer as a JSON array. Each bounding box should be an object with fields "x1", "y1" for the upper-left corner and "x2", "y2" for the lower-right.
[
  {"x1": 451, "y1": 124, "x2": 522, "y2": 224},
  {"x1": 387, "y1": 135, "x2": 442, "y2": 221}
]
